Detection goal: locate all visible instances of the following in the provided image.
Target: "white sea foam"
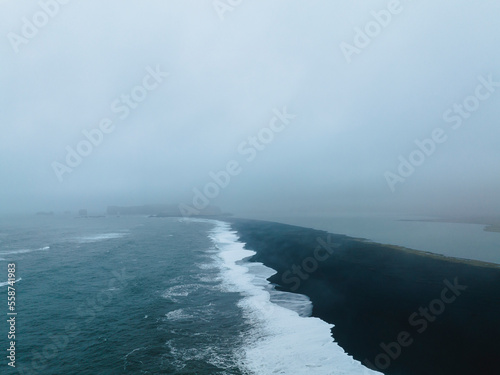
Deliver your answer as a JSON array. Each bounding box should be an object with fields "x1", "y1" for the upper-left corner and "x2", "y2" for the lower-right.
[
  {"x1": 0, "y1": 246, "x2": 50, "y2": 256},
  {"x1": 123, "y1": 346, "x2": 148, "y2": 371},
  {"x1": 165, "y1": 309, "x2": 194, "y2": 321},
  {"x1": 162, "y1": 284, "x2": 203, "y2": 302},
  {"x1": 165, "y1": 339, "x2": 237, "y2": 372},
  {"x1": 0, "y1": 278, "x2": 22, "y2": 287},
  {"x1": 209, "y1": 221, "x2": 381, "y2": 375},
  {"x1": 244, "y1": 261, "x2": 313, "y2": 317},
  {"x1": 75, "y1": 233, "x2": 127, "y2": 243}
]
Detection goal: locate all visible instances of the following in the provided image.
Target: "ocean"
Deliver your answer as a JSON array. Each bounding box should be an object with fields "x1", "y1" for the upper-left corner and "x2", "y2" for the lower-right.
[{"x1": 0, "y1": 215, "x2": 379, "y2": 375}]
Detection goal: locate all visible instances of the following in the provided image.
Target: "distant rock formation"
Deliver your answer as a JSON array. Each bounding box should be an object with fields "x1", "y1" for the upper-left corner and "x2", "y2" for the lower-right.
[{"x1": 484, "y1": 225, "x2": 500, "y2": 233}]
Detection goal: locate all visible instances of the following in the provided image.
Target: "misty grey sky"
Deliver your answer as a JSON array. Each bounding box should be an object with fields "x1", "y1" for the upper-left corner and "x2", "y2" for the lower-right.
[{"x1": 1, "y1": 0, "x2": 499, "y2": 217}]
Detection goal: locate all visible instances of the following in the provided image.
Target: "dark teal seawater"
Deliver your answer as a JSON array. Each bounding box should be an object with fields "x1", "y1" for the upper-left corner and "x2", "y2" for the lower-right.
[{"x1": 0, "y1": 215, "x2": 248, "y2": 374}]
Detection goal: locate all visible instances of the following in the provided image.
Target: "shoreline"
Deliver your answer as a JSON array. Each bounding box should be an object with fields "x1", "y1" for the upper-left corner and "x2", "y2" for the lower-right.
[
  {"x1": 211, "y1": 221, "x2": 380, "y2": 375},
  {"x1": 399, "y1": 218, "x2": 500, "y2": 234},
  {"x1": 228, "y1": 217, "x2": 500, "y2": 375},
  {"x1": 230, "y1": 216, "x2": 500, "y2": 269},
  {"x1": 353, "y1": 238, "x2": 500, "y2": 269},
  {"x1": 248, "y1": 215, "x2": 500, "y2": 264}
]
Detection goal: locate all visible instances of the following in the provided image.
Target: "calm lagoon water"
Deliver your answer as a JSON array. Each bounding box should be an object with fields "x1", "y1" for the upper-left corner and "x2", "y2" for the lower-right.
[{"x1": 263, "y1": 215, "x2": 500, "y2": 264}]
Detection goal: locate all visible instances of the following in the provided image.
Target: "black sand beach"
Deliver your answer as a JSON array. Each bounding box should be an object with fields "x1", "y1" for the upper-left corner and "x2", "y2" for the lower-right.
[{"x1": 229, "y1": 218, "x2": 500, "y2": 375}]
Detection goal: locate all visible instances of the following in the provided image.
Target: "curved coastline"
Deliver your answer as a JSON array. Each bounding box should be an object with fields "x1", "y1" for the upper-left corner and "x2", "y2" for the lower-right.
[
  {"x1": 228, "y1": 217, "x2": 500, "y2": 375},
  {"x1": 352, "y1": 238, "x2": 500, "y2": 269},
  {"x1": 209, "y1": 220, "x2": 381, "y2": 375}
]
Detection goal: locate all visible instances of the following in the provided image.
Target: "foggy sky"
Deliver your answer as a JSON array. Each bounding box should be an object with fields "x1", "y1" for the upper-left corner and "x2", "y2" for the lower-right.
[{"x1": 1, "y1": 0, "x2": 499, "y2": 217}]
